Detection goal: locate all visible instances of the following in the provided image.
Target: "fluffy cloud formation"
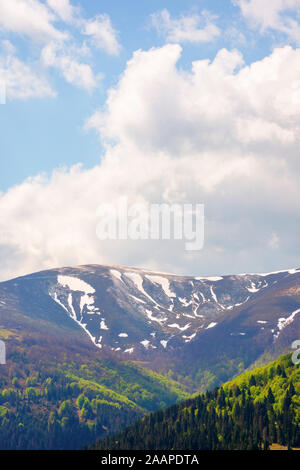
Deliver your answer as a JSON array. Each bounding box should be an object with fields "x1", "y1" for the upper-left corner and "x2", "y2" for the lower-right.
[
  {"x1": 87, "y1": 45, "x2": 300, "y2": 153},
  {"x1": 0, "y1": 0, "x2": 120, "y2": 98},
  {"x1": 0, "y1": 0, "x2": 68, "y2": 42},
  {"x1": 83, "y1": 14, "x2": 121, "y2": 56},
  {"x1": 235, "y1": 0, "x2": 300, "y2": 42},
  {"x1": 46, "y1": 0, "x2": 77, "y2": 24},
  {"x1": 151, "y1": 9, "x2": 220, "y2": 43},
  {"x1": 46, "y1": 0, "x2": 122, "y2": 55},
  {"x1": 41, "y1": 41, "x2": 100, "y2": 90},
  {"x1": 0, "y1": 40, "x2": 55, "y2": 99},
  {"x1": 1, "y1": 44, "x2": 300, "y2": 280}
]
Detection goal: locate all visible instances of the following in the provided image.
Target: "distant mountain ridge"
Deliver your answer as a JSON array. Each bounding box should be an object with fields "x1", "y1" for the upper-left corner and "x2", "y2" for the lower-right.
[
  {"x1": 0, "y1": 264, "x2": 299, "y2": 391},
  {"x1": 1, "y1": 264, "x2": 299, "y2": 359}
]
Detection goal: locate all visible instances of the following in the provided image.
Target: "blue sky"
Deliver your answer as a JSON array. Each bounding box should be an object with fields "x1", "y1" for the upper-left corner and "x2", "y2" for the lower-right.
[
  {"x1": 1, "y1": 0, "x2": 300, "y2": 280},
  {"x1": 0, "y1": 0, "x2": 278, "y2": 190}
]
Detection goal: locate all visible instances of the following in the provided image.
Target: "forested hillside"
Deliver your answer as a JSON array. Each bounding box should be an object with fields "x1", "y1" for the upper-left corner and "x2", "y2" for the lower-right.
[
  {"x1": 93, "y1": 354, "x2": 300, "y2": 450},
  {"x1": 0, "y1": 328, "x2": 187, "y2": 450},
  {"x1": 0, "y1": 263, "x2": 299, "y2": 450}
]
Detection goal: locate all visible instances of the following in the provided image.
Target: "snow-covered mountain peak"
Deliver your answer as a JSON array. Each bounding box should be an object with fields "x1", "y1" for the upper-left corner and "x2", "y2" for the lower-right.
[{"x1": 41, "y1": 264, "x2": 300, "y2": 356}]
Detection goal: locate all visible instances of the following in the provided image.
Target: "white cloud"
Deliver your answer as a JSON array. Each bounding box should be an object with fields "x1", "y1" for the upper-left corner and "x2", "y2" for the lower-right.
[
  {"x1": 41, "y1": 41, "x2": 100, "y2": 91},
  {"x1": 1, "y1": 44, "x2": 300, "y2": 280},
  {"x1": 235, "y1": 0, "x2": 300, "y2": 42},
  {"x1": 46, "y1": 0, "x2": 77, "y2": 24},
  {"x1": 0, "y1": 0, "x2": 68, "y2": 42},
  {"x1": 151, "y1": 9, "x2": 221, "y2": 43},
  {"x1": 83, "y1": 14, "x2": 121, "y2": 56},
  {"x1": 87, "y1": 45, "x2": 300, "y2": 152},
  {"x1": 0, "y1": 1, "x2": 119, "y2": 93},
  {"x1": 0, "y1": 40, "x2": 55, "y2": 99}
]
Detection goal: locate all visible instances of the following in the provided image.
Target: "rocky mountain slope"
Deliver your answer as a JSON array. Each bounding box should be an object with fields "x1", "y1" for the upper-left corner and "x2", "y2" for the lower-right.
[
  {"x1": 1, "y1": 264, "x2": 299, "y2": 358},
  {"x1": 0, "y1": 264, "x2": 299, "y2": 391}
]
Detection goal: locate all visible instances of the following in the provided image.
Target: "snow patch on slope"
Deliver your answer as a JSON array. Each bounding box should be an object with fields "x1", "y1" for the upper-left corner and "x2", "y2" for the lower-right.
[
  {"x1": 110, "y1": 269, "x2": 124, "y2": 283},
  {"x1": 247, "y1": 282, "x2": 260, "y2": 293},
  {"x1": 247, "y1": 268, "x2": 300, "y2": 277},
  {"x1": 195, "y1": 276, "x2": 223, "y2": 282},
  {"x1": 124, "y1": 348, "x2": 134, "y2": 354},
  {"x1": 100, "y1": 319, "x2": 109, "y2": 330},
  {"x1": 274, "y1": 308, "x2": 300, "y2": 340},
  {"x1": 206, "y1": 322, "x2": 217, "y2": 329},
  {"x1": 146, "y1": 309, "x2": 167, "y2": 324},
  {"x1": 182, "y1": 333, "x2": 196, "y2": 343},
  {"x1": 57, "y1": 275, "x2": 95, "y2": 294},
  {"x1": 168, "y1": 323, "x2": 191, "y2": 331},
  {"x1": 145, "y1": 275, "x2": 176, "y2": 298},
  {"x1": 125, "y1": 272, "x2": 158, "y2": 305},
  {"x1": 179, "y1": 297, "x2": 193, "y2": 307},
  {"x1": 50, "y1": 275, "x2": 103, "y2": 349}
]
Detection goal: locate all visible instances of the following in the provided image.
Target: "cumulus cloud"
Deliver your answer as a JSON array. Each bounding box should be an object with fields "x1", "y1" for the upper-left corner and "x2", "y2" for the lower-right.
[
  {"x1": 0, "y1": 0, "x2": 120, "y2": 97},
  {"x1": 87, "y1": 45, "x2": 300, "y2": 153},
  {"x1": 0, "y1": 40, "x2": 55, "y2": 99},
  {"x1": 82, "y1": 14, "x2": 121, "y2": 56},
  {"x1": 46, "y1": 0, "x2": 121, "y2": 57},
  {"x1": 46, "y1": 0, "x2": 77, "y2": 24},
  {"x1": 41, "y1": 40, "x2": 100, "y2": 91},
  {"x1": 0, "y1": 0, "x2": 68, "y2": 42},
  {"x1": 1, "y1": 44, "x2": 300, "y2": 280},
  {"x1": 235, "y1": 0, "x2": 300, "y2": 42},
  {"x1": 151, "y1": 9, "x2": 221, "y2": 44}
]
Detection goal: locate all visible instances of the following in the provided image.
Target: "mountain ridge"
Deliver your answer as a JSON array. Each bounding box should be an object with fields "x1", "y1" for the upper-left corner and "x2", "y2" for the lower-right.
[
  {"x1": 1, "y1": 263, "x2": 299, "y2": 357},
  {"x1": 0, "y1": 263, "x2": 299, "y2": 391}
]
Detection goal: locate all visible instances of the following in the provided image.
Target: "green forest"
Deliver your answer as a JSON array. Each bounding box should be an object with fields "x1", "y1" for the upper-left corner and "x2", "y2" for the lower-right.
[
  {"x1": 0, "y1": 338, "x2": 187, "y2": 450},
  {"x1": 1, "y1": 321, "x2": 299, "y2": 451},
  {"x1": 93, "y1": 354, "x2": 300, "y2": 450}
]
